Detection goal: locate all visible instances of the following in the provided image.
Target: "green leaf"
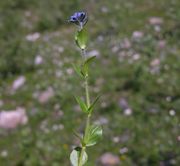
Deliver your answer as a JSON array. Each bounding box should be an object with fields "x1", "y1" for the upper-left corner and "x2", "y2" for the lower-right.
[
  {"x1": 85, "y1": 55, "x2": 96, "y2": 65},
  {"x1": 70, "y1": 147, "x2": 88, "y2": 166},
  {"x1": 84, "y1": 125, "x2": 103, "y2": 147},
  {"x1": 81, "y1": 56, "x2": 96, "y2": 76},
  {"x1": 75, "y1": 96, "x2": 88, "y2": 113},
  {"x1": 75, "y1": 29, "x2": 88, "y2": 50},
  {"x1": 88, "y1": 95, "x2": 101, "y2": 114},
  {"x1": 72, "y1": 64, "x2": 84, "y2": 78}
]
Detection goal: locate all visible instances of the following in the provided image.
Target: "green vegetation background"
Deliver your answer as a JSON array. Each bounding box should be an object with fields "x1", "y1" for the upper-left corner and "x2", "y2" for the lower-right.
[{"x1": 0, "y1": 0, "x2": 179, "y2": 165}]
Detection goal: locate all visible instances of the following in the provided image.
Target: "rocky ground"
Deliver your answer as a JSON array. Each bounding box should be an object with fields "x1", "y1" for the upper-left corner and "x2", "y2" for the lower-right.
[{"x1": 0, "y1": 0, "x2": 180, "y2": 165}]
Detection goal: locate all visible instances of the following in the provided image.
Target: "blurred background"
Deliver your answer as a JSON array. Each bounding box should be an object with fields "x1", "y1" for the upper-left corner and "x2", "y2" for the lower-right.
[{"x1": 0, "y1": 0, "x2": 180, "y2": 165}]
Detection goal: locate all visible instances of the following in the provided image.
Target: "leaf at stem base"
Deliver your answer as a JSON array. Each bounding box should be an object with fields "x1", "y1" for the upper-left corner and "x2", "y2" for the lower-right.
[{"x1": 70, "y1": 147, "x2": 88, "y2": 166}]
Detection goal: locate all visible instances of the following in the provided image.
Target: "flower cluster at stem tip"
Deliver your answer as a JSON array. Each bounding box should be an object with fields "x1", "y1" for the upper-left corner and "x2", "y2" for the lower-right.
[{"x1": 69, "y1": 11, "x2": 88, "y2": 29}]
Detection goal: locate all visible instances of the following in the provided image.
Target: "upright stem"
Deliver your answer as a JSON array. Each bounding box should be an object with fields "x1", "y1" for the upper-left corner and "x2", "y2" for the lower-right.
[
  {"x1": 81, "y1": 49, "x2": 87, "y2": 60},
  {"x1": 82, "y1": 49, "x2": 90, "y2": 108},
  {"x1": 84, "y1": 76, "x2": 91, "y2": 140},
  {"x1": 78, "y1": 49, "x2": 91, "y2": 166},
  {"x1": 78, "y1": 146, "x2": 85, "y2": 166},
  {"x1": 85, "y1": 76, "x2": 90, "y2": 107}
]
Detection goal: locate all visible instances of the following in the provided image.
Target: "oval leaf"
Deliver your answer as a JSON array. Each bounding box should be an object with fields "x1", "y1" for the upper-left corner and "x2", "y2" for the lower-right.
[
  {"x1": 84, "y1": 125, "x2": 103, "y2": 147},
  {"x1": 70, "y1": 147, "x2": 88, "y2": 166},
  {"x1": 75, "y1": 29, "x2": 88, "y2": 50}
]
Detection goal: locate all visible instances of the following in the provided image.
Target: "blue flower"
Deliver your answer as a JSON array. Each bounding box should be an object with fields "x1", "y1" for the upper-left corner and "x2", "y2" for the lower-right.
[{"x1": 69, "y1": 11, "x2": 88, "y2": 28}]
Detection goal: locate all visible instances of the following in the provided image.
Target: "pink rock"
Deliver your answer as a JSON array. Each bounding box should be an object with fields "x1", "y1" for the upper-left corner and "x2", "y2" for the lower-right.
[
  {"x1": 94, "y1": 117, "x2": 109, "y2": 125},
  {"x1": 132, "y1": 31, "x2": 144, "y2": 39},
  {"x1": 118, "y1": 98, "x2": 129, "y2": 110},
  {"x1": 150, "y1": 58, "x2": 160, "y2": 67},
  {"x1": 26, "y1": 32, "x2": 40, "y2": 42},
  {"x1": 150, "y1": 58, "x2": 161, "y2": 74},
  {"x1": 38, "y1": 87, "x2": 54, "y2": 104},
  {"x1": 0, "y1": 107, "x2": 28, "y2": 129},
  {"x1": 111, "y1": 46, "x2": 119, "y2": 53},
  {"x1": 119, "y1": 147, "x2": 128, "y2": 154},
  {"x1": 124, "y1": 108, "x2": 132, "y2": 116},
  {"x1": 157, "y1": 40, "x2": 166, "y2": 49},
  {"x1": 34, "y1": 55, "x2": 43, "y2": 65},
  {"x1": 149, "y1": 17, "x2": 163, "y2": 25},
  {"x1": 87, "y1": 50, "x2": 100, "y2": 57},
  {"x1": 177, "y1": 136, "x2": 180, "y2": 142},
  {"x1": 66, "y1": 68, "x2": 74, "y2": 75},
  {"x1": 132, "y1": 53, "x2": 140, "y2": 60},
  {"x1": 99, "y1": 153, "x2": 120, "y2": 166},
  {"x1": 12, "y1": 76, "x2": 26, "y2": 91},
  {"x1": 121, "y1": 38, "x2": 131, "y2": 49}
]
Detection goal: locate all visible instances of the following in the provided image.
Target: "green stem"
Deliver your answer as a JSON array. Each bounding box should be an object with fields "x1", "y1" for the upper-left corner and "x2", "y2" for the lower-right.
[
  {"x1": 84, "y1": 76, "x2": 91, "y2": 139},
  {"x1": 78, "y1": 49, "x2": 91, "y2": 166},
  {"x1": 81, "y1": 49, "x2": 87, "y2": 60},
  {"x1": 85, "y1": 76, "x2": 90, "y2": 107},
  {"x1": 78, "y1": 146, "x2": 86, "y2": 166}
]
